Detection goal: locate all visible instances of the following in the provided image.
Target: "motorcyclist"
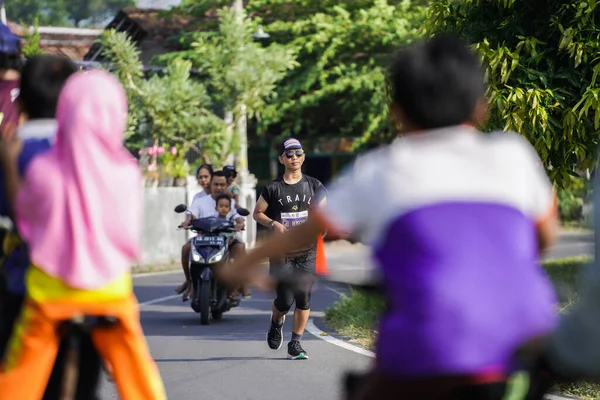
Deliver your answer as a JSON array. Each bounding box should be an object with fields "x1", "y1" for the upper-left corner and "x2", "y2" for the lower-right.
[{"x1": 179, "y1": 170, "x2": 245, "y2": 301}]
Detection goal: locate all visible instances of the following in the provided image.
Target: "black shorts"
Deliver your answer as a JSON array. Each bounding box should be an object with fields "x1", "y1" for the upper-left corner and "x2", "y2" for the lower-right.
[
  {"x1": 269, "y1": 250, "x2": 317, "y2": 276},
  {"x1": 270, "y1": 252, "x2": 316, "y2": 312}
]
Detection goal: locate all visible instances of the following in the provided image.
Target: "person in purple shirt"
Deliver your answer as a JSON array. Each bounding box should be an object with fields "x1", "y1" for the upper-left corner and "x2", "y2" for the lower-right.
[
  {"x1": 221, "y1": 35, "x2": 559, "y2": 400},
  {"x1": 0, "y1": 55, "x2": 104, "y2": 400}
]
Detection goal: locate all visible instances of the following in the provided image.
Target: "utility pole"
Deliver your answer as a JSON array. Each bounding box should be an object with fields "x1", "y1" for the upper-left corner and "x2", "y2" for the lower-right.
[{"x1": 231, "y1": 0, "x2": 257, "y2": 247}]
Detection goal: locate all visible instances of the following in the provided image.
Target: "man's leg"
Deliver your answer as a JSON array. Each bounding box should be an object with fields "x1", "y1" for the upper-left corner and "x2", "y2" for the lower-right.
[
  {"x1": 267, "y1": 258, "x2": 294, "y2": 351},
  {"x1": 175, "y1": 240, "x2": 192, "y2": 299},
  {"x1": 287, "y1": 274, "x2": 314, "y2": 360},
  {"x1": 287, "y1": 253, "x2": 316, "y2": 360}
]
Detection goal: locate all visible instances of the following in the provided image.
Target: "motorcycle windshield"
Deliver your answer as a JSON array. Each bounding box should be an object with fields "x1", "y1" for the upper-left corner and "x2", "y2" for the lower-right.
[{"x1": 191, "y1": 217, "x2": 234, "y2": 233}]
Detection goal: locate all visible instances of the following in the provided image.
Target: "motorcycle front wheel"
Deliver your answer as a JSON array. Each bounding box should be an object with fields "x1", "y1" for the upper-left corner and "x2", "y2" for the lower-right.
[{"x1": 198, "y1": 279, "x2": 211, "y2": 325}]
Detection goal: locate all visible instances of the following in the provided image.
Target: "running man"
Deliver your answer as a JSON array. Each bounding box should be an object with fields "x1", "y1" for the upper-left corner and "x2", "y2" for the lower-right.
[
  {"x1": 222, "y1": 35, "x2": 559, "y2": 399},
  {"x1": 253, "y1": 138, "x2": 326, "y2": 360}
]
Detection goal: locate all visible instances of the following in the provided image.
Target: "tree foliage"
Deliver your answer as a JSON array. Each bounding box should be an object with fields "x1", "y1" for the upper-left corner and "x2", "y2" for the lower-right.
[
  {"x1": 428, "y1": 0, "x2": 600, "y2": 185},
  {"x1": 6, "y1": 0, "x2": 134, "y2": 26},
  {"x1": 171, "y1": 0, "x2": 427, "y2": 147},
  {"x1": 97, "y1": 30, "x2": 227, "y2": 163},
  {"x1": 156, "y1": 6, "x2": 298, "y2": 161},
  {"x1": 21, "y1": 19, "x2": 44, "y2": 58}
]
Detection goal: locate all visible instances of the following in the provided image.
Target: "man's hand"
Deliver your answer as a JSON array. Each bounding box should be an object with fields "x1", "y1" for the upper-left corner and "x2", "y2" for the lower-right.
[
  {"x1": 181, "y1": 215, "x2": 192, "y2": 229},
  {"x1": 272, "y1": 221, "x2": 286, "y2": 235},
  {"x1": 234, "y1": 222, "x2": 245, "y2": 232}
]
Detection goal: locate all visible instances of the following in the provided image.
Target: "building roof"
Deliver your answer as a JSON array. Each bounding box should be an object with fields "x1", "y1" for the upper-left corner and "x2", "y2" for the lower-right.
[
  {"x1": 84, "y1": 7, "x2": 213, "y2": 64},
  {"x1": 8, "y1": 22, "x2": 101, "y2": 60},
  {"x1": 136, "y1": 0, "x2": 184, "y2": 10}
]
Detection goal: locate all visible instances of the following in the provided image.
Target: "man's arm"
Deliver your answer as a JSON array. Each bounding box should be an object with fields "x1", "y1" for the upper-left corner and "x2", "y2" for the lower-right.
[
  {"x1": 0, "y1": 136, "x2": 23, "y2": 215},
  {"x1": 221, "y1": 215, "x2": 325, "y2": 284},
  {"x1": 254, "y1": 195, "x2": 286, "y2": 234}
]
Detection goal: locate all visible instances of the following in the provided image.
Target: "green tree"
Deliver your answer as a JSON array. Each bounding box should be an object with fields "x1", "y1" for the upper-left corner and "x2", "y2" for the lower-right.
[
  {"x1": 21, "y1": 19, "x2": 44, "y2": 58},
  {"x1": 171, "y1": 0, "x2": 427, "y2": 148},
  {"x1": 163, "y1": 0, "x2": 427, "y2": 155},
  {"x1": 427, "y1": 0, "x2": 600, "y2": 185},
  {"x1": 96, "y1": 30, "x2": 227, "y2": 163},
  {"x1": 157, "y1": 6, "x2": 298, "y2": 164},
  {"x1": 6, "y1": 0, "x2": 67, "y2": 26},
  {"x1": 6, "y1": 0, "x2": 134, "y2": 27}
]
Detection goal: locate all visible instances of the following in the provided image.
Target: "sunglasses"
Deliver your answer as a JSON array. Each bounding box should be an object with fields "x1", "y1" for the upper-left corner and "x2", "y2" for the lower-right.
[{"x1": 283, "y1": 149, "x2": 305, "y2": 159}]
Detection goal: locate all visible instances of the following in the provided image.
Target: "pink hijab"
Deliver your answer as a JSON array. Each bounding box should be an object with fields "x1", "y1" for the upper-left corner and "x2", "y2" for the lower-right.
[{"x1": 15, "y1": 70, "x2": 142, "y2": 290}]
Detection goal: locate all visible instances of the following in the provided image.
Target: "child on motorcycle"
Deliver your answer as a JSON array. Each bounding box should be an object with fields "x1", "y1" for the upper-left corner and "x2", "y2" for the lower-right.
[
  {"x1": 215, "y1": 193, "x2": 246, "y2": 301},
  {"x1": 0, "y1": 70, "x2": 166, "y2": 400}
]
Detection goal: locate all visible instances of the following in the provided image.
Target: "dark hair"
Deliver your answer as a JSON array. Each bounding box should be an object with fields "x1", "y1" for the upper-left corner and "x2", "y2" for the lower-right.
[
  {"x1": 389, "y1": 34, "x2": 486, "y2": 130},
  {"x1": 0, "y1": 52, "x2": 21, "y2": 71},
  {"x1": 18, "y1": 55, "x2": 78, "y2": 119},
  {"x1": 196, "y1": 164, "x2": 213, "y2": 179},
  {"x1": 211, "y1": 170, "x2": 228, "y2": 181},
  {"x1": 215, "y1": 194, "x2": 231, "y2": 206}
]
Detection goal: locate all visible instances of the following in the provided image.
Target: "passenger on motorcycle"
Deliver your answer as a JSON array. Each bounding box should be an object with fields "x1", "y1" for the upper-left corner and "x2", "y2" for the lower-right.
[
  {"x1": 215, "y1": 193, "x2": 246, "y2": 301},
  {"x1": 178, "y1": 171, "x2": 246, "y2": 301},
  {"x1": 175, "y1": 164, "x2": 213, "y2": 296},
  {"x1": 222, "y1": 34, "x2": 559, "y2": 400}
]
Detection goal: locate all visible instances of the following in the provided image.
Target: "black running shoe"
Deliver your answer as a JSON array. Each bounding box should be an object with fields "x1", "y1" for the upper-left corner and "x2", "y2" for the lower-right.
[
  {"x1": 266, "y1": 315, "x2": 285, "y2": 350},
  {"x1": 287, "y1": 340, "x2": 308, "y2": 360}
]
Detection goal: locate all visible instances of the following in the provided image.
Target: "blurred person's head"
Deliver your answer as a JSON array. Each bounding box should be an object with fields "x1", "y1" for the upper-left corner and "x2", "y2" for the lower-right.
[
  {"x1": 278, "y1": 138, "x2": 305, "y2": 173},
  {"x1": 196, "y1": 164, "x2": 213, "y2": 189},
  {"x1": 215, "y1": 194, "x2": 232, "y2": 219},
  {"x1": 18, "y1": 55, "x2": 78, "y2": 121},
  {"x1": 388, "y1": 34, "x2": 488, "y2": 134},
  {"x1": 210, "y1": 171, "x2": 228, "y2": 198},
  {"x1": 223, "y1": 165, "x2": 237, "y2": 184},
  {"x1": 0, "y1": 24, "x2": 22, "y2": 77}
]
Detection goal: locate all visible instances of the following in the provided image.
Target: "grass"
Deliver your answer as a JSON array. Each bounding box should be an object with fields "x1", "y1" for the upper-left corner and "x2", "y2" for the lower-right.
[{"x1": 324, "y1": 256, "x2": 597, "y2": 399}]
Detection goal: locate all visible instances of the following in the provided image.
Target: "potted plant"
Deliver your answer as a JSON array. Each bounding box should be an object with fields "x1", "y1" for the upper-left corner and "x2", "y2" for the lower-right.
[{"x1": 162, "y1": 146, "x2": 189, "y2": 187}]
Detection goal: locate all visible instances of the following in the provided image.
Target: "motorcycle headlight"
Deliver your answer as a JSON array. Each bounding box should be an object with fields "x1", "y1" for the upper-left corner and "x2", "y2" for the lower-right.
[
  {"x1": 191, "y1": 245, "x2": 202, "y2": 262},
  {"x1": 209, "y1": 248, "x2": 225, "y2": 263}
]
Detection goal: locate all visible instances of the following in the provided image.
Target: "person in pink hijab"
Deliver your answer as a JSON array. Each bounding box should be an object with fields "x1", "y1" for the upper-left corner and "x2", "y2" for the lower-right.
[{"x1": 0, "y1": 70, "x2": 166, "y2": 400}]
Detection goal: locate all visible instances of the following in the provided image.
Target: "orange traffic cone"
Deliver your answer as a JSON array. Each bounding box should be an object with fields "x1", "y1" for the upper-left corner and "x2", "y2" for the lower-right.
[{"x1": 316, "y1": 233, "x2": 328, "y2": 276}]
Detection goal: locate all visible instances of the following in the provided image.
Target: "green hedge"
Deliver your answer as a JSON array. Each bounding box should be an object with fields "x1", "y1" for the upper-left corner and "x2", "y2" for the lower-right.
[{"x1": 324, "y1": 256, "x2": 595, "y2": 399}]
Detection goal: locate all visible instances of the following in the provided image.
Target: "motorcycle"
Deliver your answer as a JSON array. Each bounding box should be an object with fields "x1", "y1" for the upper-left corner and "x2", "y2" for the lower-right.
[{"x1": 174, "y1": 204, "x2": 250, "y2": 325}]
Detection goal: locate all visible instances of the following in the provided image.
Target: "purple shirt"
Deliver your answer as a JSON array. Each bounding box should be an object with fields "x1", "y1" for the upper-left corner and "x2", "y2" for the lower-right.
[{"x1": 320, "y1": 127, "x2": 558, "y2": 377}]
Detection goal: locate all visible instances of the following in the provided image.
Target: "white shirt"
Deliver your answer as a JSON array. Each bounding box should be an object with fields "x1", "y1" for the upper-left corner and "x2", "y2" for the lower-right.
[
  {"x1": 17, "y1": 119, "x2": 58, "y2": 141},
  {"x1": 191, "y1": 189, "x2": 209, "y2": 204},
  {"x1": 189, "y1": 194, "x2": 238, "y2": 220}
]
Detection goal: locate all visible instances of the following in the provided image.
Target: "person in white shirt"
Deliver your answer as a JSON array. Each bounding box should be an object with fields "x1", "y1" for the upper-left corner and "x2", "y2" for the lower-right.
[
  {"x1": 191, "y1": 164, "x2": 213, "y2": 203},
  {"x1": 176, "y1": 170, "x2": 245, "y2": 300}
]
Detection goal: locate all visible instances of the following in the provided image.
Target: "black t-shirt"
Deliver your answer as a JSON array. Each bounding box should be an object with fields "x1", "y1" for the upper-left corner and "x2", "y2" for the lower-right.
[{"x1": 261, "y1": 174, "x2": 326, "y2": 256}]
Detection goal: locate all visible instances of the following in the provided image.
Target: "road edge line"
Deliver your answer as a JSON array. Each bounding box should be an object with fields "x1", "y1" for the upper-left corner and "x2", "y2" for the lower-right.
[
  {"x1": 305, "y1": 318, "x2": 375, "y2": 358},
  {"x1": 133, "y1": 270, "x2": 180, "y2": 278}
]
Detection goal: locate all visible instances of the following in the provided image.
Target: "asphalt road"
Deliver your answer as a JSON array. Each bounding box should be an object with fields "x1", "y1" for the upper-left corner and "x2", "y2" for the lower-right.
[{"x1": 99, "y1": 231, "x2": 593, "y2": 399}]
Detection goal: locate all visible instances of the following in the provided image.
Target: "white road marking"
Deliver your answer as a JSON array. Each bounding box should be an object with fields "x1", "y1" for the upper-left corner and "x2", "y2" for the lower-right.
[
  {"x1": 138, "y1": 294, "x2": 180, "y2": 306},
  {"x1": 133, "y1": 270, "x2": 180, "y2": 278}
]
